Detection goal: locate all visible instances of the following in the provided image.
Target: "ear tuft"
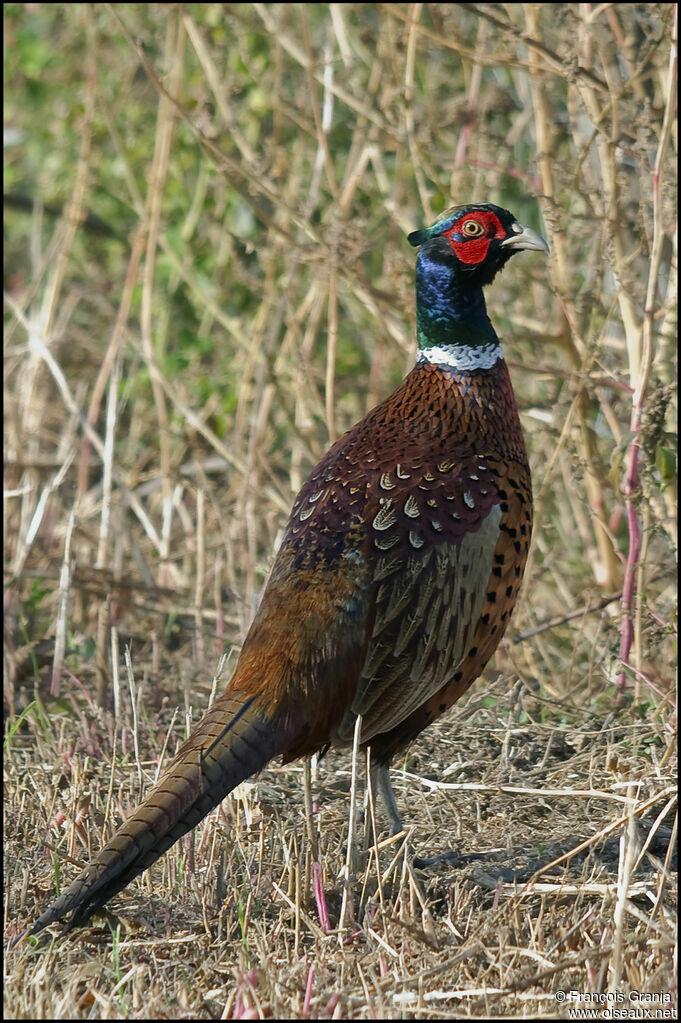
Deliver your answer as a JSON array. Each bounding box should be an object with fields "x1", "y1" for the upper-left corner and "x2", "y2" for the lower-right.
[{"x1": 407, "y1": 228, "x2": 429, "y2": 247}]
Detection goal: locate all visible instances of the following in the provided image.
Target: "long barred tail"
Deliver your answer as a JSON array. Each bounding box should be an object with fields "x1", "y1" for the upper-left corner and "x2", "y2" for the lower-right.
[{"x1": 26, "y1": 691, "x2": 291, "y2": 936}]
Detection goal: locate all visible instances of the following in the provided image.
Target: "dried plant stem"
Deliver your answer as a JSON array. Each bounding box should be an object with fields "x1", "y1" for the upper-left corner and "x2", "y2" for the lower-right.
[
  {"x1": 140, "y1": 14, "x2": 185, "y2": 591},
  {"x1": 51, "y1": 508, "x2": 76, "y2": 697},
  {"x1": 325, "y1": 267, "x2": 338, "y2": 443},
  {"x1": 76, "y1": 226, "x2": 146, "y2": 500},
  {"x1": 124, "y1": 646, "x2": 143, "y2": 791},
  {"x1": 38, "y1": 16, "x2": 95, "y2": 343},
  {"x1": 95, "y1": 352, "x2": 122, "y2": 704},
  {"x1": 4, "y1": 295, "x2": 164, "y2": 552},
  {"x1": 608, "y1": 787, "x2": 639, "y2": 992},
  {"x1": 615, "y1": 14, "x2": 677, "y2": 698},
  {"x1": 303, "y1": 758, "x2": 319, "y2": 863},
  {"x1": 193, "y1": 486, "x2": 206, "y2": 669},
  {"x1": 339, "y1": 713, "x2": 363, "y2": 936},
  {"x1": 404, "y1": 4, "x2": 432, "y2": 223}
]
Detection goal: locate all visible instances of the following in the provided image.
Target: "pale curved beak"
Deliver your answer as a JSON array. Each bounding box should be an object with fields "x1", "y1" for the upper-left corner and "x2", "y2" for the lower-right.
[{"x1": 500, "y1": 222, "x2": 550, "y2": 254}]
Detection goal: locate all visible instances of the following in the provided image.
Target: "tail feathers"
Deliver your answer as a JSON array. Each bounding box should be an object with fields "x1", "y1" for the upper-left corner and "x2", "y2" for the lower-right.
[{"x1": 26, "y1": 692, "x2": 291, "y2": 937}]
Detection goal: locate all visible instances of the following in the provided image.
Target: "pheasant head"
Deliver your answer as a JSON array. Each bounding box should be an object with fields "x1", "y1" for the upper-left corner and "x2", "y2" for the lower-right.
[{"x1": 408, "y1": 203, "x2": 548, "y2": 361}]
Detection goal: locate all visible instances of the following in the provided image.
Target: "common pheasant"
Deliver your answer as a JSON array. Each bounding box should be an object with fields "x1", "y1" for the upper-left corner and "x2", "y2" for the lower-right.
[{"x1": 25, "y1": 202, "x2": 548, "y2": 937}]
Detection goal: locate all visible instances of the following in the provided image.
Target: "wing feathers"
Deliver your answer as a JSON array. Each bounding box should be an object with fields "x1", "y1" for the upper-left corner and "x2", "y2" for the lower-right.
[{"x1": 337, "y1": 504, "x2": 502, "y2": 742}]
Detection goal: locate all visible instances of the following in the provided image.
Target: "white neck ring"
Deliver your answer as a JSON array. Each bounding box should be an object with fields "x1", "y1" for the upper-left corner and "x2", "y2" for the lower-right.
[{"x1": 417, "y1": 342, "x2": 503, "y2": 371}]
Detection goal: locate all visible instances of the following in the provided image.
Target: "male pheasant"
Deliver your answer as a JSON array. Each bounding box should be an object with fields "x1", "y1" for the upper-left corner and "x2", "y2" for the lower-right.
[{"x1": 25, "y1": 202, "x2": 548, "y2": 937}]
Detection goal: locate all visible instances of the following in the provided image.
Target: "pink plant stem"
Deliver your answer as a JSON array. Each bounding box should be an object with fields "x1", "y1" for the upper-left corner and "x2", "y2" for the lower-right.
[
  {"x1": 649, "y1": 610, "x2": 675, "y2": 632},
  {"x1": 323, "y1": 994, "x2": 341, "y2": 1017},
  {"x1": 621, "y1": 660, "x2": 672, "y2": 703},
  {"x1": 312, "y1": 860, "x2": 330, "y2": 931},
  {"x1": 302, "y1": 965, "x2": 315, "y2": 1017}
]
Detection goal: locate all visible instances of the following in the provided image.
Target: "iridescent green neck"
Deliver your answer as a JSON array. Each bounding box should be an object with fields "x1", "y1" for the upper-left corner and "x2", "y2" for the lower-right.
[{"x1": 415, "y1": 246, "x2": 499, "y2": 353}]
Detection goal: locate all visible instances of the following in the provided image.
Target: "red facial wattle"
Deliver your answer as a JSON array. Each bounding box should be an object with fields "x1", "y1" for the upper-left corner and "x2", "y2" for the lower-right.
[{"x1": 443, "y1": 209, "x2": 507, "y2": 265}]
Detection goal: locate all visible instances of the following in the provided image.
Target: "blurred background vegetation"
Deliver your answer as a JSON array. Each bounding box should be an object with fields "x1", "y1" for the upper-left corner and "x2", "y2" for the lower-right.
[
  {"x1": 4, "y1": 2, "x2": 676, "y2": 739},
  {"x1": 3, "y1": 5, "x2": 677, "y2": 1017}
]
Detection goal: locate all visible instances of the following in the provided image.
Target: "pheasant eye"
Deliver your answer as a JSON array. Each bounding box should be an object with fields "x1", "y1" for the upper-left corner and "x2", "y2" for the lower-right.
[{"x1": 461, "y1": 220, "x2": 483, "y2": 237}]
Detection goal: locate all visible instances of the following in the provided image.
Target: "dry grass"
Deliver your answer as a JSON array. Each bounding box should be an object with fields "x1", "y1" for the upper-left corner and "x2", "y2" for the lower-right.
[
  {"x1": 4, "y1": 3, "x2": 677, "y2": 1018},
  {"x1": 5, "y1": 679, "x2": 677, "y2": 1017}
]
